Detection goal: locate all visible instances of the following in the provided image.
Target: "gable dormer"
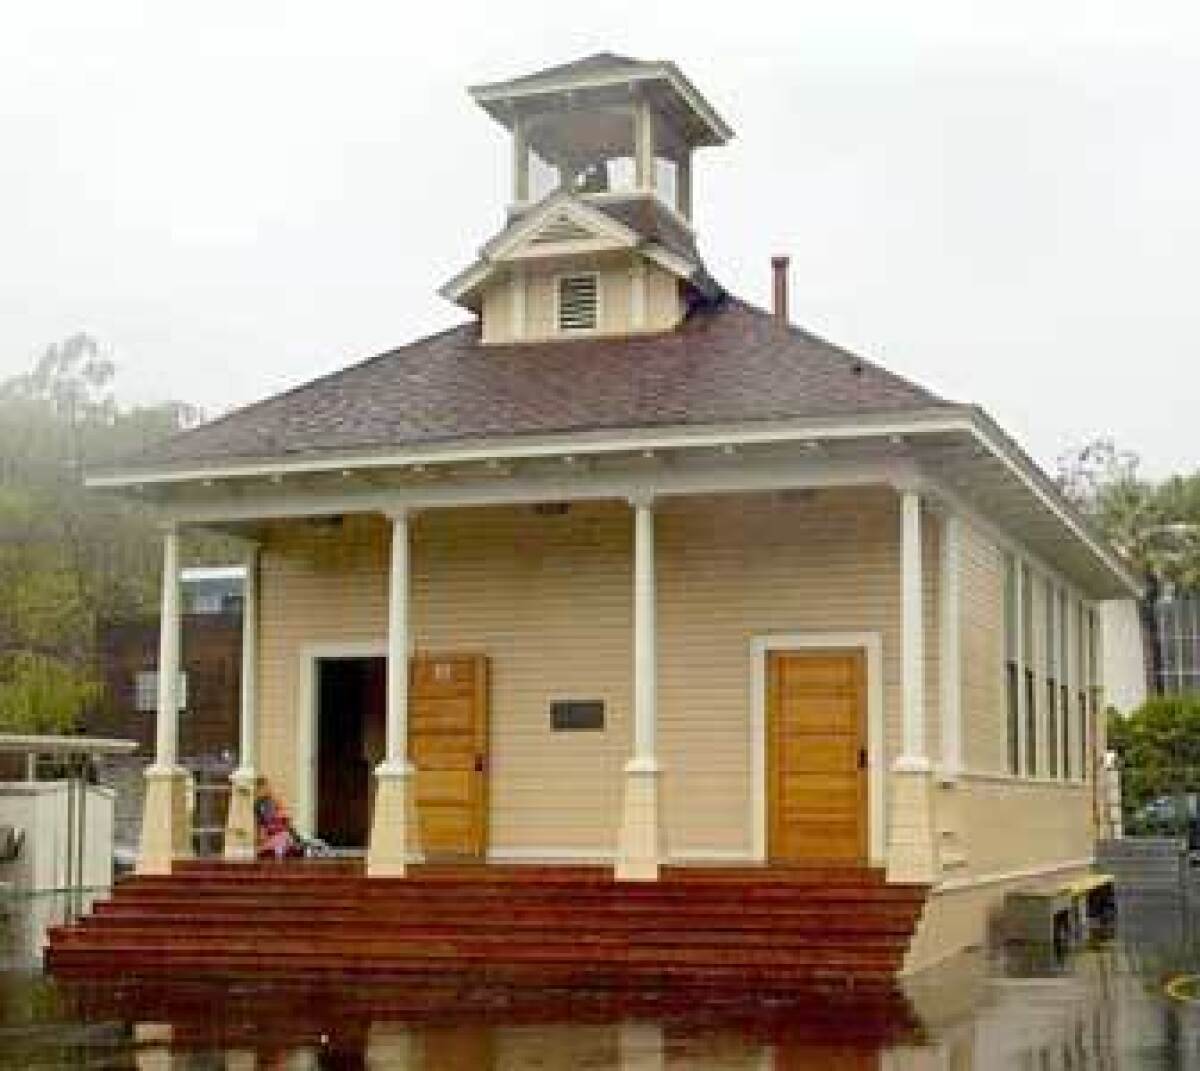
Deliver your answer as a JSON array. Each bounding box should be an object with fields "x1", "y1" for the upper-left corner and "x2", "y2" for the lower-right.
[{"x1": 439, "y1": 55, "x2": 732, "y2": 344}]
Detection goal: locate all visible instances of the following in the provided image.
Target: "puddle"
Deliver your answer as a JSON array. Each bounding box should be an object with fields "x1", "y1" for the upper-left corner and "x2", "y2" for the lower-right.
[{"x1": 0, "y1": 893, "x2": 1194, "y2": 1067}]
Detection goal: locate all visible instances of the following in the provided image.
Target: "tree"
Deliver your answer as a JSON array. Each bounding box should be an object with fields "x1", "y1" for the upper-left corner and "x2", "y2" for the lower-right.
[
  {"x1": 0, "y1": 335, "x2": 221, "y2": 734},
  {"x1": 0, "y1": 653, "x2": 101, "y2": 735},
  {"x1": 1057, "y1": 438, "x2": 1200, "y2": 590}
]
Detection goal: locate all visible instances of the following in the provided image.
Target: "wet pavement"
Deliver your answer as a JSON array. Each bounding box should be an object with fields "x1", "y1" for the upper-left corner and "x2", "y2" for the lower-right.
[{"x1": 1, "y1": 891, "x2": 1196, "y2": 1068}]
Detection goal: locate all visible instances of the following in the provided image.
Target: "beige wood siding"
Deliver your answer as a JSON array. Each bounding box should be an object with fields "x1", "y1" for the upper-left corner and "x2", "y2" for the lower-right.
[
  {"x1": 940, "y1": 518, "x2": 1095, "y2": 884},
  {"x1": 960, "y1": 519, "x2": 1005, "y2": 773},
  {"x1": 480, "y1": 255, "x2": 682, "y2": 344},
  {"x1": 256, "y1": 488, "x2": 930, "y2": 857}
]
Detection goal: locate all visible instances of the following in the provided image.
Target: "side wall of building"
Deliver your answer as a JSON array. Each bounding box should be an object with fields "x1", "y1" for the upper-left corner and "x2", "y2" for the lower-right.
[{"x1": 910, "y1": 518, "x2": 1099, "y2": 974}]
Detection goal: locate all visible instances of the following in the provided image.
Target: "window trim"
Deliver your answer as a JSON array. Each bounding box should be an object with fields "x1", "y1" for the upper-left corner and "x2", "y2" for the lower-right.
[{"x1": 998, "y1": 551, "x2": 1098, "y2": 784}]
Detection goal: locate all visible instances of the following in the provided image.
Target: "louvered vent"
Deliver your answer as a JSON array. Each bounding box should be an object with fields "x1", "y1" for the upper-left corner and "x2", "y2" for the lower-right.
[
  {"x1": 532, "y1": 216, "x2": 593, "y2": 245},
  {"x1": 558, "y1": 275, "x2": 598, "y2": 332}
]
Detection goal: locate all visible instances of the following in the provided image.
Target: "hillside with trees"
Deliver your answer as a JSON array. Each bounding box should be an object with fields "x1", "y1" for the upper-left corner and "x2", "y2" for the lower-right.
[{"x1": 0, "y1": 334, "x2": 227, "y2": 734}]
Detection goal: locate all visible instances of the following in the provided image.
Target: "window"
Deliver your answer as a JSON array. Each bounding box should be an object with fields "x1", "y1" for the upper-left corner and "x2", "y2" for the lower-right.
[
  {"x1": 1084, "y1": 597, "x2": 1094, "y2": 782},
  {"x1": 557, "y1": 274, "x2": 598, "y2": 332},
  {"x1": 654, "y1": 155, "x2": 678, "y2": 207},
  {"x1": 133, "y1": 670, "x2": 188, "y2": 713},
  {"x1": 1045, "y1": 578, "x2": 1058, "y2": 778},
  {"x1": 1022, "y1": 565, "x2": 1036, "y2": 777},
  {"x1": 1060, "y1": 589, "x2": 1071, "y2": 780},
  {"x1": 1004, "y1": 553, "x2": 1019, "y2": 775},
  {"x1": 529, "y1": 149, "x2": 560, "y2": 201}
]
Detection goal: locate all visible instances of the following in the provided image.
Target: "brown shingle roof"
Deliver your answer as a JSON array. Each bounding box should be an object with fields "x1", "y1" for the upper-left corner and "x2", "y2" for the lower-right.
[
  {"x1": 124, "y1": 297, "x2": 953, "y2": 471},
  {"x1": 590, "y1": 197, "x2": 699, "y2": 264}
]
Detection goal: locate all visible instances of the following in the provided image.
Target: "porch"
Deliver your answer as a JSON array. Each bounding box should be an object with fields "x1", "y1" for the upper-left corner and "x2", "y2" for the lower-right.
[{"x1": 138, "y1": 480, "x2": 950, "y2": 886}]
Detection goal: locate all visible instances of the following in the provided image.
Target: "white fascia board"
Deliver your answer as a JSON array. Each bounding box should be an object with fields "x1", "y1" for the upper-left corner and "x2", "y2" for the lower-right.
[
  {"x1": 658, "y1": 62, "x2": 735, "y2": 144},
  {"x1": 439, "y1": 192, "x2": 644, "y2": 305},
  {"x1": 85, "y1": 408, "x2": 972, "y2": 488},
  {"x1": 160, "y1": 456, "x2": 914, "y2": 526},
  {"x1": 469, "y1": 64, "x2": 733, "y2": 145},
  {"x1": 486, "y1": 195, "x2": 641, "y2": 262},
  {"x1": 642, "y1": 244, "x2": 698, "y2": 281},
  {"x1": 438, "y1": 259, "x2": 494, "y2": 305},
  {"x1": 90, "y1": 400, "x2": 1135, "y2": 595},
  {"x1": 961, "y1": 411, "x2": 1141, "y2": 598},
  {"x1": 506, "y1": 235, "x2": 637, "y2": 261}
]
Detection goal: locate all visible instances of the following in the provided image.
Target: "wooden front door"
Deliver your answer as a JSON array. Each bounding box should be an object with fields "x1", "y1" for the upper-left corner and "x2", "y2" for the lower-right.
[
  {"x1": 409, "y1": 653, "x2": 489, "y2": 859},
  {"x1": 767, "y1": 649, "x2": 867, "y2": 864}
]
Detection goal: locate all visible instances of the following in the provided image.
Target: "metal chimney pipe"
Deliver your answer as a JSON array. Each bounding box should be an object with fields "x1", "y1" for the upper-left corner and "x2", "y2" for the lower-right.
[{"x1": 771, "y1": 255, "x2": 790, "y2": 325}]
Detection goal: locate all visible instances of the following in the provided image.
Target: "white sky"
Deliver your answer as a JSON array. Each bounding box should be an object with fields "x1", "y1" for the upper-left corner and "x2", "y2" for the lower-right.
[{"x1": 1, "y1": 0, "x2": 1197, "y2": 477}]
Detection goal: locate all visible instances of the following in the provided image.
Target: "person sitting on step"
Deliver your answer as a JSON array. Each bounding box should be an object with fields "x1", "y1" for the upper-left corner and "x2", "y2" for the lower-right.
[
  {"x1": 253, "y1": 777, "x2": 304, "y2": 860},
  {"x1": 254, "y1": 777, "x2": 333, "y2": 860}
]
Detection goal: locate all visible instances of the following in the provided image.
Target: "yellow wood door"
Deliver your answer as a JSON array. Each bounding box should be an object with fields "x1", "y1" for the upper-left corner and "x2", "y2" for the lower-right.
[
  {"x1": 410, "y1": 653, "x2": 489, "y2": 859},
  {"x1": 767, "y1": 649, "x2": 867, "y2": 864}
]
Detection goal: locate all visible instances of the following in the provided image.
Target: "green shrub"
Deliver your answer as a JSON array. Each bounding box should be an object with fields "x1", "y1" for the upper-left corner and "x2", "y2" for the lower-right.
[{"x1": 1109, "y1": 694, "x2": 1200, "y2": 829}]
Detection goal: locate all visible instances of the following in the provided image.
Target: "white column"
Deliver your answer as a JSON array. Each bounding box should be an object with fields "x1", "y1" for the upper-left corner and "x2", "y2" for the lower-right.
[
  {"x1": 138, "y1": 524, "x2": 190, "y2": 874},
  {"x1": 510, "y1": 266, "x2": 526, "y2": 342},
  {"x1": 225, "y1": 546, "x2": 259, "y2": 860},
  {"x1": 634, "y1": 99, "x2": 655, "y2": 191},
  {"x1": 677, "y1": 153, "x2": 693, "y2": 220},
  {"x1": 630, "y1": 258, "x2": 647, "y2": 331},
  {"x1": 154, "y1": 526, "x2": 181, "y2": 771},
  {"x1": 898, "y1": 490, "x2": 927, "y2": 768},
  {"x1": 512, "y1": 112, "x2": 529, "y2": 204},
  {"x1": 939, "y1": 512, "x2": 963, "y2": 778},
  {"x1": 887, "y1": 488, "x2": 936, "y2": 884},
  {"x1": 367, "y1": 509, "x2": 419, "y2": 876},
  {"x1": 384, "y1": 509, "x2": 411, "y2": 772},
  {"x1": 632, "y1": 497, "x2": 657, "y2": 764},
  {"x1": 237, "y1": 547, "x2": 259, "y2": 773},
  {"x1": 616, "y1": 493, "x2": 662, "y2": 880}
]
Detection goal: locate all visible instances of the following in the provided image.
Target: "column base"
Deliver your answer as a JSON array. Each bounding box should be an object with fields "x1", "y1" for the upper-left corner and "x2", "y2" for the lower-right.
[
  {"x1": 136, "y1": 765, "x2": 192, "y2": 876},
  {"x1": 366, "y1": 762, "x2": 421, "y2": 877},
  {"x1": 615, "y1": 759, "x2": 663, "y2": 881},
  {"x1": 223, "y1": 768, "x2": 258, "y2": 861},
  {"x1": 886, "y1": 760, "x2": 936, "y2": 885}
]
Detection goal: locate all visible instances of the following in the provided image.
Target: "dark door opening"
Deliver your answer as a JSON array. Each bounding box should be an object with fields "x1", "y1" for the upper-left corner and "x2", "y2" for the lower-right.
[{"x1": 316, "y1": 656, "x2": 386, "y2": 849}]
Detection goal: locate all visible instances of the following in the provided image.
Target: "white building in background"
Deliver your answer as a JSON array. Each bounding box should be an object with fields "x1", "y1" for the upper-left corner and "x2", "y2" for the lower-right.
[
  {"x1": 1150, "y1": 592, "x2": 1200, "y2": 697},
  {"x1": 1100, "y1": 599, "x2": 1148, "y2": 715}
]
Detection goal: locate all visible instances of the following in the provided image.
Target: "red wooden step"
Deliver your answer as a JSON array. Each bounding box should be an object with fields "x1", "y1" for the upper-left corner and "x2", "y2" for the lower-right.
[{"x1": 47, "y1": 863, "x2": 929, "y2": 994}]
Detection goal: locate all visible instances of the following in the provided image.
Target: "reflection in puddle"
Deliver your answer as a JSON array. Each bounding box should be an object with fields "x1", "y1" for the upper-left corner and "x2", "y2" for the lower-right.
[
  {"x1": 0, "y1": 893, "x2": 1189, "y2": 1069},
  {"x1": 0, "y1": 946, "x2": 1189, "y2": 1068}
]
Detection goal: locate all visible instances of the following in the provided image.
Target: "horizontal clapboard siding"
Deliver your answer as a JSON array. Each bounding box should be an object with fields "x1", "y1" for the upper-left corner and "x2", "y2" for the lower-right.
[
  {"x1": 961, "y1": 520, "x2": 1005, "y2": 774},
  {"x1": 253, "y1": 489, "x2": 937, "y2": 857}
]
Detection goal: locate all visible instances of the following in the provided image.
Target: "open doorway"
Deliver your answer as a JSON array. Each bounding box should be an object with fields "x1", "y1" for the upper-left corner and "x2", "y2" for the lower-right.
[{"x1": 316, "y1": 656, "x2": 385, "y2": 850}]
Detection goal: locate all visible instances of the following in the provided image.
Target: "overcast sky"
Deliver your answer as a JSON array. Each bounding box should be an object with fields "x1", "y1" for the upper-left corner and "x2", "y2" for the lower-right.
[{"x1": 2, "y1": 1, "x2": 1197, "y2": 477}]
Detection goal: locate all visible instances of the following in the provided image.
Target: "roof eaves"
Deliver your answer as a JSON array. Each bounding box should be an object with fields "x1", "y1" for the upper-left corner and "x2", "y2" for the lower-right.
[
  {"x1": 469, "y1": 60, "x2": 732, "y2": 145},
  {"x1": 964, "y1": 406, "x2": 1142, "y2": 598},
  {"x1": 85, "y1": 407, "x2": 971, "y2": 489}
]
